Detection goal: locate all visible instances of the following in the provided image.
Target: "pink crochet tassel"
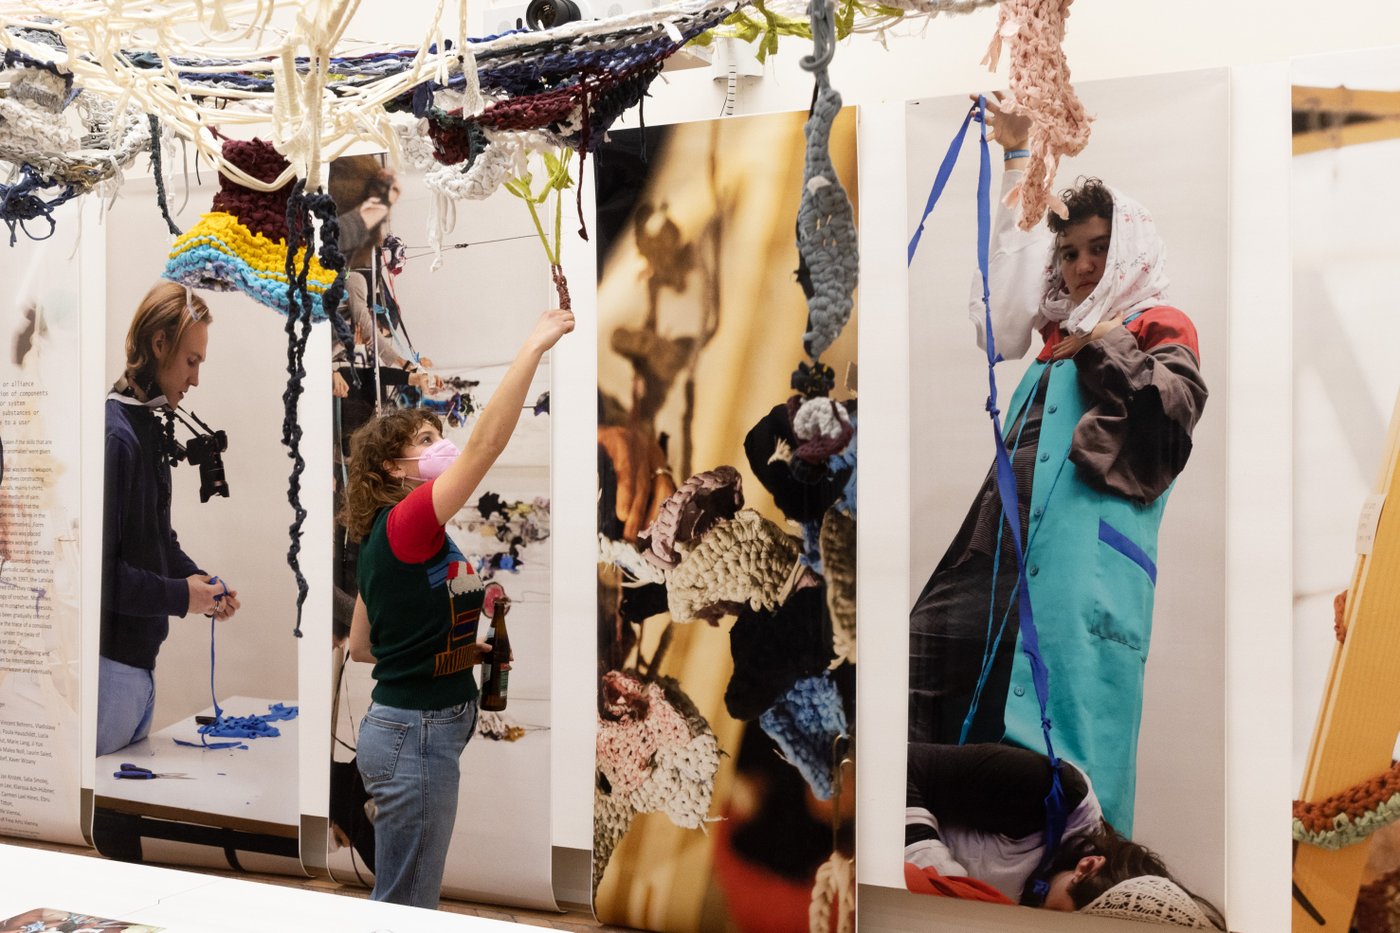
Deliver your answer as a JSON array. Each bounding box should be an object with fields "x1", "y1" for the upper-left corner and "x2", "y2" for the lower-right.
[{"x1": 984, "y1": 0, "x2": 1092, "y2": 230}]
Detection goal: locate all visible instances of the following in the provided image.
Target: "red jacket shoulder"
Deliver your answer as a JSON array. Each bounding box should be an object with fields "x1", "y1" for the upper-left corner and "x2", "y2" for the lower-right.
[{"x1": 1128, "y1": 306, "x2": 1200, "y2": 359}]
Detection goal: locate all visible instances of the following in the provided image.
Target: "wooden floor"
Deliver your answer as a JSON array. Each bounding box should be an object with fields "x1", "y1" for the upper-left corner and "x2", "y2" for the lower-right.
[{"x1": 17, "y1": 838, "x2": 633, "y2": 932}]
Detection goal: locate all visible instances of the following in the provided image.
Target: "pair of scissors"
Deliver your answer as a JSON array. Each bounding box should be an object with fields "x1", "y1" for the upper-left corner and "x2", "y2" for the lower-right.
[{"x1": 114, "y1": 763, "x2": 193, "y2": 780}]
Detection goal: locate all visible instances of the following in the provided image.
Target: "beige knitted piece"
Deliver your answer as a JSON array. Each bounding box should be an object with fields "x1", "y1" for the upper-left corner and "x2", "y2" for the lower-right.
[
  {"x1": 666, "y1": 510, "x2": 802, "y2": 623},
  {"x1": 819, "y1": 507, "x2": 856, "y2": 667},
  {"x1": 808, "y1": 852, "x2": 855, "y2": 933},
  {"x1": 1081, "y1": 876, "x2": 1211, "y2": 928}
]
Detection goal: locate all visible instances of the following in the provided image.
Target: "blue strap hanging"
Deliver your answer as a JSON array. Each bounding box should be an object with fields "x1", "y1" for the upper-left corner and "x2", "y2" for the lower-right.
[
  {"x1": 907, "y1": 97, "x2": 1068, "y2": 898},
  {"x1": 173, "y1": 578, "x2": 298, "y2": 750}
]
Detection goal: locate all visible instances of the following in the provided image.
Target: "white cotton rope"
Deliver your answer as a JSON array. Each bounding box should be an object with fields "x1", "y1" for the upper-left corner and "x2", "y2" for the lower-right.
[{"x1": 0, "y1": 0, "x2": 1004, "y2": 191}]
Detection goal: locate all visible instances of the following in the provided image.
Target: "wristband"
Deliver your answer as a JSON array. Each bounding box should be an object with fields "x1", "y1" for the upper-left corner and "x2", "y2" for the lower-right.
[{"x1": 1003, "y1": 149, "x2": 1030, "y2": 161}]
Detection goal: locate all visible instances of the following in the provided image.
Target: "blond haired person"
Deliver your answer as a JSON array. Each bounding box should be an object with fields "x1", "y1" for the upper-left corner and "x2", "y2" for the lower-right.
[{"x1": 98, "y1": 282, "x2": 241, "y2": 756}]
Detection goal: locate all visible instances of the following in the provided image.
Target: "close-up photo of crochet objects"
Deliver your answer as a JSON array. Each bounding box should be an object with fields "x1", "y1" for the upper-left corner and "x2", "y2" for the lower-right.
[{"x1": 590, "y1": 87, "x2": 858, "y2": 932}]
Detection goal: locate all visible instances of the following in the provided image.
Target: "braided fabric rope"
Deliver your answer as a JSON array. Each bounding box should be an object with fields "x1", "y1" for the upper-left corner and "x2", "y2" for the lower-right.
[
  {"x1": 982, "y1": 0, "x2": 1091, "y2": 229},
  {"x1": 810, "y1": 852, "x2": 855, "y2": 933},
  {"x1": 280, "y1": 183, "x2": 349, "y2": 637},
  {"x1": 1293, "y1": 760, "x2": 1400, "y2": 851},
  {"x1": 759, "y1": 673, "x2": 847, "y2": 799},
  {"x1": 665, "y1": 509, "x2": 801, "y2": 622}
]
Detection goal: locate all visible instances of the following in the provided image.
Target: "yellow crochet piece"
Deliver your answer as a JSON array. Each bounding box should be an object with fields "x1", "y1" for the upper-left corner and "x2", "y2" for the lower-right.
[{"x1": 168, "y1": 211, "x2": 336, "y2": 293}]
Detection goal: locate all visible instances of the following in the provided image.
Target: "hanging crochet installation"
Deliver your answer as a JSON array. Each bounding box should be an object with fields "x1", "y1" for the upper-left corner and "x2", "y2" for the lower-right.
[
  {"x1": 592, "y1": 0, "x2": 857, "y2": 920},
  {"x1": 0, "y1": 1, "x2": 1058, "y2": 667}
]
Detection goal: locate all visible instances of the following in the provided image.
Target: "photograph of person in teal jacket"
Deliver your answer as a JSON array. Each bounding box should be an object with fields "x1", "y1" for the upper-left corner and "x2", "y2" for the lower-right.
[{"x1": 906, "y1": 94, "x2": 1209, "y2": 839}]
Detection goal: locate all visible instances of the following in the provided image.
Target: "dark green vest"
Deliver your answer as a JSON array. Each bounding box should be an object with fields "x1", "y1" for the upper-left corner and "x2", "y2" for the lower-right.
[{"x1": 358, "y1": 506, "x2": 483, "y2": 710}]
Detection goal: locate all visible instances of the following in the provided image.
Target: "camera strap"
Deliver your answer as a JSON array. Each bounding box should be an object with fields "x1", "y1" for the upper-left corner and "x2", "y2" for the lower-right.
[{"x1": 108, "y1": 377, "x2": 170, "y2": 410}]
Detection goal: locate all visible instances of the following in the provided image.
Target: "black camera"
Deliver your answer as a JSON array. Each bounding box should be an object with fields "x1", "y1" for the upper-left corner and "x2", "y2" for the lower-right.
[
  {"x1": 185, "y1": 430, "x2": 229, "y2": 503},
  {"x1": 526, "y1": 0, "x2": 585, "y2": 29},
  {"x1": 170, "y1": 409, "x2": 230, "y2": 503}
]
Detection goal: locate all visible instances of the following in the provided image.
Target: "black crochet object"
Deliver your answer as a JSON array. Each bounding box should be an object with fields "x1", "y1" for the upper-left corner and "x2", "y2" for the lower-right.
[
  {"x1": 725, "y1": 584, "x2": 835, "y2": 721},
  {"x1": 743, "y1": 401, "x2": 855, "y2": 524}
]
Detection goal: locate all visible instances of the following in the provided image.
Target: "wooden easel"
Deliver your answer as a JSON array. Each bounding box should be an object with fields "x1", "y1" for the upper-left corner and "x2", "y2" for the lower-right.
[
  {"x1": 1293, "y1": 388, "x2": 1400, "y2": 929},
  {"x1": 1293, "y1": 85, "x2": 1400, "y2": 155}
]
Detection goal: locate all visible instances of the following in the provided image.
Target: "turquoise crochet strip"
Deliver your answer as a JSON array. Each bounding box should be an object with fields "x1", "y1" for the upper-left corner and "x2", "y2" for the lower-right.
[
  {"x1": 163, "y1": 241, "x2": 330, "y2": 321},
  {"x1": 1293, "y1": 791, "x2": 1400, "y2": 851}
]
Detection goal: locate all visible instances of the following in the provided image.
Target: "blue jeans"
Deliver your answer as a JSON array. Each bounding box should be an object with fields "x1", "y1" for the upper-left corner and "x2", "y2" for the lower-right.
[
  {"x1": 96, "y1": 657, "x2": 156, "y2": 756},
  {"x1": 357, "y1": 698, "x2": 478, "y2": 908}
]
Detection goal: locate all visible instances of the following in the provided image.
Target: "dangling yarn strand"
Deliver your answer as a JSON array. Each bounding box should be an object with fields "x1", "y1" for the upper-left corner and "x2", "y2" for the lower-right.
[
  {"x1": 148, "y1": 114, "x2": 182, "y2": 236},
  {"x1": 282, "y1": 181, "x2": 314, "y2": 637},
  {"x1": 0, "y1": 163, "x2": 78, "y2": 246},
  {"x1": 280, "y1": 179, "x2": 353, "y2": 638},
  {"x1": 809, "y1": 852, "x2": 855, "y2": 933}
]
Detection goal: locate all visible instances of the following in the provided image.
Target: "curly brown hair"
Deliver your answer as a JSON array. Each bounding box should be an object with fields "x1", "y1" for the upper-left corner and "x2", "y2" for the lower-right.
[
  {"x1": 338, "y1": 408, "x2": 444, "y2": 541},
  {"x1": 1046, "y1": 177, "x2": 1115, "y2": 235}
]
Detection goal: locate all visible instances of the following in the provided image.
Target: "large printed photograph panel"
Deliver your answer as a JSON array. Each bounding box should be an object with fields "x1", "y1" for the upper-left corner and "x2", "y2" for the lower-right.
[
  {"x1": 593, "y1": 109, "x2": 858, "y2": 933},
  {"x1": 904, "y1": 70, "x2": 1229, "y2": 927}
]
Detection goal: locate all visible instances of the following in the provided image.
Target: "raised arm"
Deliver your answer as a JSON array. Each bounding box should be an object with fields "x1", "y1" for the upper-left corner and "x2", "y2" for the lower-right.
[
  {"x1": 430, "y1": 307, "x2": 573, "y2": 525},
  {"x1": 967, "y1": 93, "x2": 1050, "y2": 361}
]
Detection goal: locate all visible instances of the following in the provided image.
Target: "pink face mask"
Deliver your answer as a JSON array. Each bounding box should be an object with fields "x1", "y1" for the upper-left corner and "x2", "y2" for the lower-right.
[{"x1": 398, "y1": 437, "x2": 460, "y2": 480}]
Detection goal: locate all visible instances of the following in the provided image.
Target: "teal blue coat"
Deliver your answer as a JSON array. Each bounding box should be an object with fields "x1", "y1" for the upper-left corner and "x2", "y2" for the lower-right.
[{"x1": 999, "y1": 347, "x2": 1171, "y2": 838}]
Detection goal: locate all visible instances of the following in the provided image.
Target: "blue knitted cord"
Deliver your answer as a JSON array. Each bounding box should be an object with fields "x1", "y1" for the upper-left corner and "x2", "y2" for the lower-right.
[{"x1": 759, "y1": 673, "x2": 848, "y2": 799}]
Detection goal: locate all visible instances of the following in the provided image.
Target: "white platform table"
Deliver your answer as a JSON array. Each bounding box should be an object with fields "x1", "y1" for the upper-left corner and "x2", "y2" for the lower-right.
[
  {"x1": 0, "y1": 843, "x2": 527, "y2": 932},
  {"x1": 92, "y1": 696, "x2": 301, "y2": 867}
]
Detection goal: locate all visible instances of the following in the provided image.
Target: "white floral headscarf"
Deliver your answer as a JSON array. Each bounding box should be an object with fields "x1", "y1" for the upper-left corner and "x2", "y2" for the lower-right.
[{"x1": 1034, "y1": 187, "x2": 1170, "y2": 336}]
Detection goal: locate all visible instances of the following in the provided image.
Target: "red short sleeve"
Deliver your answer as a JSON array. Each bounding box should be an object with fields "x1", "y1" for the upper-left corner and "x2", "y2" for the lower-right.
[{"x1": 386, "y1": 480, "x2": 445, "y2": 564}]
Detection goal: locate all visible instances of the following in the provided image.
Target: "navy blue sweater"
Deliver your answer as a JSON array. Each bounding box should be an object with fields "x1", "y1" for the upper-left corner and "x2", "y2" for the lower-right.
[{"x1": 100, "y1": 398, "x2": 202, "y2": 670}]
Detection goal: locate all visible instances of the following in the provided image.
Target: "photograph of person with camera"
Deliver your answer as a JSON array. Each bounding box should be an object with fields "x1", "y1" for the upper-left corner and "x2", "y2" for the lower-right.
[{"x1": 98, "y1": 282, "x2": 242, "y2": 757}]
